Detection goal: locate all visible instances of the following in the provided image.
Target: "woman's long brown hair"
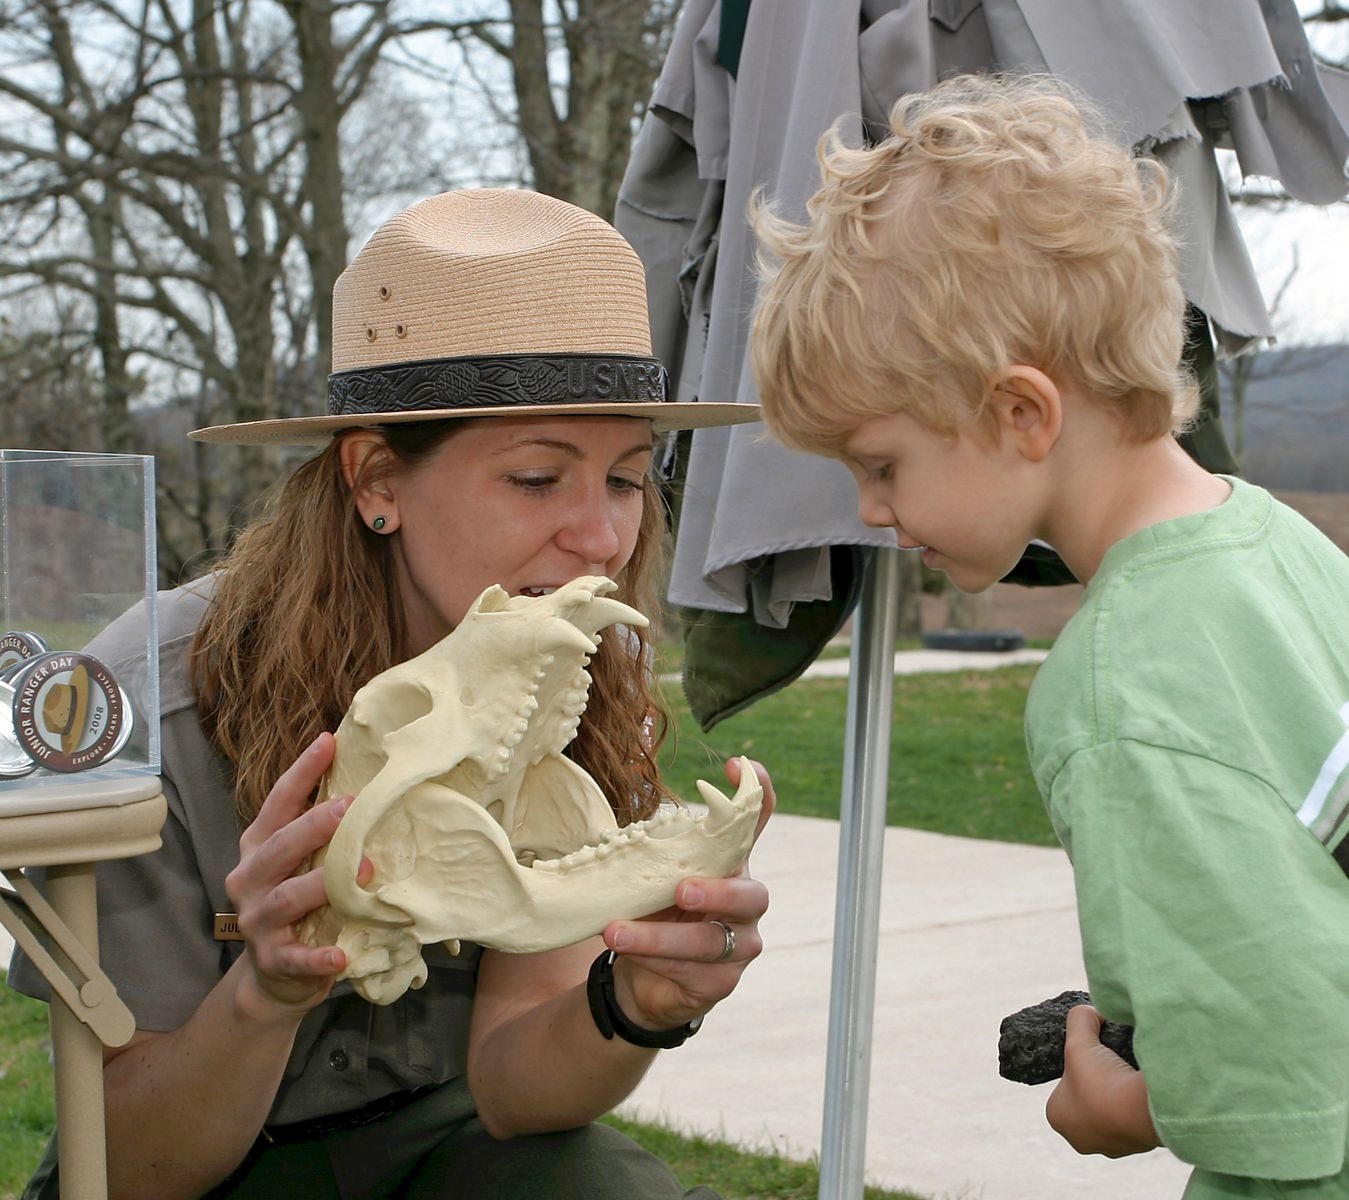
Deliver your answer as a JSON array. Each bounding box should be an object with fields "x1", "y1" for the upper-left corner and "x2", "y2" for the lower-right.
[{"x1": 189, "y1": 420, "x2": 673, "y2": 828}]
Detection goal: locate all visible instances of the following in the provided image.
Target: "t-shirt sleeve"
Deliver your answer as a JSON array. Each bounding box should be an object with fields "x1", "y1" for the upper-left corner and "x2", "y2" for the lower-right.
[{"x1": 1052, "y1": 740, "x2": 1349, "y2": 1183}]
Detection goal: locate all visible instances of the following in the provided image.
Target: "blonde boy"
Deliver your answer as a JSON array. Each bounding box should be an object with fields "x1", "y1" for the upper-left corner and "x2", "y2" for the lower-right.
[{"x1": 750, "y1": 73, "x2": 1349, "y2": 1196}]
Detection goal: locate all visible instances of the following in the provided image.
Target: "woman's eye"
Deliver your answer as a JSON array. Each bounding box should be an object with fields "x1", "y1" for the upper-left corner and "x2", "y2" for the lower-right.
[
  {"x1": 506, "y1": 473, "x2": 558, "y2": 491},
  {"x1": 608, "y1": 474, "x2": 644, "y2": 493}
]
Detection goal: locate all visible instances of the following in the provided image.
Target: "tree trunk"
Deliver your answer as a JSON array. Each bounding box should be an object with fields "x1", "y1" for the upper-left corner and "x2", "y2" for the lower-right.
[
  {"x1": 946, "y1": 585, "x2": 993, "y2": 630},
  {"x1": 287, "y1": 0, "x2": 349, "y2": 392},
  {"x1": 895, "y1": 551, "x2": 923, "y2": 640}
]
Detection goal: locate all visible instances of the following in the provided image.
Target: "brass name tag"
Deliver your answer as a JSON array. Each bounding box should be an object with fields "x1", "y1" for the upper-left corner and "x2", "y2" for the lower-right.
[{"x1": 213, "y1": 913, "x2": 243, "y2": 941}]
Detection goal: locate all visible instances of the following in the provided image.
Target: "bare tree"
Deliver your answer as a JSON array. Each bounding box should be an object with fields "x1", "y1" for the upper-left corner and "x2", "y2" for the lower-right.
[
  {"x1": 0, "y1": 298, "x2": 110, "y2": 450},
  {"x1": 1217, "y1": 241, "x2": 1345, "y2": 463},
  {"x1": 448, "y1": 1, "x2": 679, "y2": 218},
  {"x1": 1303, "y1": 3, "x2": 1349, "y2": 27},
  {"x1": 0, "y1": 1, "x2": 683, "y2": 581},
  {"x1": 0, "y1": 1, "x2": 399, "y2": 566}
]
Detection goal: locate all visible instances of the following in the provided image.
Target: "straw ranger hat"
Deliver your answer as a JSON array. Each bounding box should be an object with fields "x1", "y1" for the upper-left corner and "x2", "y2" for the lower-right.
[{"x1": 190, "y1": 188, "x2": 759, "y2": 443}]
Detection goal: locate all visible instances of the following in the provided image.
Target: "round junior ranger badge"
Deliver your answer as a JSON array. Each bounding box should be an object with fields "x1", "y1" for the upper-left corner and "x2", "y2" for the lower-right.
[
  {"x1": 0, "y1": 714, "x2": 36, "y2": 779},
  {"x1": 9, "y1": 651, "x2": 131, "y2": 773},
  {"x1": 0, "y1": 631, "x2": 49, "y2": 676}
]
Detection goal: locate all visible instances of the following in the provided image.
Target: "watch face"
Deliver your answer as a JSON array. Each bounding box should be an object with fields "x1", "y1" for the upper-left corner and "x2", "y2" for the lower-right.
[{"x1": 8, "y1": 651, "x2": 131, "y2": 773}]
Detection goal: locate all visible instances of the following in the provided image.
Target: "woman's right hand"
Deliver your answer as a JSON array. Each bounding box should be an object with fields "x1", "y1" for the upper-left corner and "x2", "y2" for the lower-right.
[{"x1": 224, "y1": 731, "x2": 355, "y2": 1014}]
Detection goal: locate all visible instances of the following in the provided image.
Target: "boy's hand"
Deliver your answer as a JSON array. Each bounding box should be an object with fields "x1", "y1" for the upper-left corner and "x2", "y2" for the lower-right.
[{"x1": 1045, "y1": 1004, "x2": 1160, "y2": 1158}]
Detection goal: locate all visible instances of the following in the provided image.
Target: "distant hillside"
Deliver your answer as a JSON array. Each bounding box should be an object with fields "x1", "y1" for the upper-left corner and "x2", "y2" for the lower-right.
[{"x1": 1218, "y1": 343, "x2": 1349, "y2": 492}]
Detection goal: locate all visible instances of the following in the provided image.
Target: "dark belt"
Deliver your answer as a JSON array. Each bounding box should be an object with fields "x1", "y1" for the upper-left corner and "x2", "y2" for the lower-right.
[{"x1": 258, "y1": 1083, "x2": 441, "y2": 1145}]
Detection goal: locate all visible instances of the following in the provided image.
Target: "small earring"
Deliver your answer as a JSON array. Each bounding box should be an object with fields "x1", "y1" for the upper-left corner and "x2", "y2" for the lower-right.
[{"x1": 372, "y1": 516, "x2": 387, "y2": 531}]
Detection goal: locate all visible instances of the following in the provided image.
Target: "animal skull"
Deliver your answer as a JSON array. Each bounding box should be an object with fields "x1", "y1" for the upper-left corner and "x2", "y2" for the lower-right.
[{"x1": 299, "y1": 576, "x2": 763, "y2": 1004}]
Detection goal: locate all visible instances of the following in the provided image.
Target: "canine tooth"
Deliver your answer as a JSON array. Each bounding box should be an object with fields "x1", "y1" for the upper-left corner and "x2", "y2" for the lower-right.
[
  {"x1": 553, "y1": 623, "x2": 599, "y2": 657},
  {"x1": 587, "y1": 594, "x2": 649, "y2": 631},
  {"x1": 696, "y1": 780, "x2": 736, "y2": 829},
  {"x1": 696, "y1": 755, "x2": 763, "y2": 833}
]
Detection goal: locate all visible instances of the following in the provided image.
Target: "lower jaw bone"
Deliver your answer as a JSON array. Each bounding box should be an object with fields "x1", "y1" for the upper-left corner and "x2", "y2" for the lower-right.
[{"x1": 311, "y1": 760, "x2": 762, "y2": 1005}]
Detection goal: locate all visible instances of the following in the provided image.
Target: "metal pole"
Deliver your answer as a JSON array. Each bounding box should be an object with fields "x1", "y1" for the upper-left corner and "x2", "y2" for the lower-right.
[{"x1": 818, "y1": 546, "x2": 902, "y2": 1200}]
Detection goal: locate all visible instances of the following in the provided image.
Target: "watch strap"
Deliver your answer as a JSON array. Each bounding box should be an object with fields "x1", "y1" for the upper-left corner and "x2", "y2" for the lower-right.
[{"x1": 586, "y1": 950, "x2": 703, "y2": 1050}]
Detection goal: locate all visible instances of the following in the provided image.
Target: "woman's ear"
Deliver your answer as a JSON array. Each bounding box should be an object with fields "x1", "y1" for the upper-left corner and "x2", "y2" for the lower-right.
[
  {"x1": 338, "y1": 431, "x2": 401, "y2": 535},
  {"x1": 989, "y1": 365, "x2": 1062, "y2": 463}
]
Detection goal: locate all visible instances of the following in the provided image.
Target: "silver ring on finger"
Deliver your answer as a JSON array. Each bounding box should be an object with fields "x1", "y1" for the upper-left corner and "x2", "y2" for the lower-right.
[{"x1": 708, "y1": 919, "x2": 736, "y2": 963}]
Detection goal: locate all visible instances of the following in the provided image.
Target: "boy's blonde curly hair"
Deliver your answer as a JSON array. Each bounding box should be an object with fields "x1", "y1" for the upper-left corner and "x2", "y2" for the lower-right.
[{"x1": 750, "y1": 72, "x2": 1200, "y2": 457}]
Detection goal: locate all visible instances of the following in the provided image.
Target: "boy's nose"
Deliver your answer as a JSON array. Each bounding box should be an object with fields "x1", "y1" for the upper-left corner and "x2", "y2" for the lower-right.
[{"x1": 856, "y1": 491, "x2": 895, "y2": 531}]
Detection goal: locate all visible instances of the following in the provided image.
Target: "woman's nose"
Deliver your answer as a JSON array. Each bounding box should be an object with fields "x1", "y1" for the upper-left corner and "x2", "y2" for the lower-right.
[{"x1": 557, "y1": 496, "x2": 624, "y2": 565}]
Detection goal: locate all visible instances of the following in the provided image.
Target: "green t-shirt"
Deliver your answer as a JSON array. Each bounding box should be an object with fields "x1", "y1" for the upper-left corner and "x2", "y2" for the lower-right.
[{"x1": 1026, "y1": 478, "x2": 1349, "y2": 1197}]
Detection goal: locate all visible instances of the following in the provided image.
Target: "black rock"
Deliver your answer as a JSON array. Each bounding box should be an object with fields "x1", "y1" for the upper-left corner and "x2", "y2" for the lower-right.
[{"x1": 998, "y1": 989, "x2": 1138, "y2": 1085}]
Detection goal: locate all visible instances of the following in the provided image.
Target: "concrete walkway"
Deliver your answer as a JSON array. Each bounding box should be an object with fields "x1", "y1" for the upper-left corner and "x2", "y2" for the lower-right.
[
  {"x1": 1, "y1": 646, "x2": 1194, "y2": 1198},
  {"x1": 810, "y1": 644, "x2": 1050, "y2": 677}
]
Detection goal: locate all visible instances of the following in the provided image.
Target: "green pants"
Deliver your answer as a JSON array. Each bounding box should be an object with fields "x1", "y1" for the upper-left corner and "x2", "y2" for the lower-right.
[{"x1": 25, "y1": 1078, "x2": 720, "y2": 1199}]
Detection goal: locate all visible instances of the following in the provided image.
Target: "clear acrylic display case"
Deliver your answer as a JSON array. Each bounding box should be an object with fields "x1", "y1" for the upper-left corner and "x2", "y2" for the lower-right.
[{"x1": 0, "y1": 449, "x2": 159, "y2": 795}]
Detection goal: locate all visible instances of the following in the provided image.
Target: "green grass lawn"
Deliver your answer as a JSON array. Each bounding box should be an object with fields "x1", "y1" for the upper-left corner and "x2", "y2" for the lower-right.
[
  {"x1": 659, "y1": 663, "x2": 1053, "y2": 846},
  {"x1": 605, "y1": 1114, "x2": 922, "y2": 1200},
  {"x1": 0, "y1": 984, "x2": 53, "y2": 1200},
  {"x1": 1, "y1": 658, "x2": 1046, "y2": 1199}
]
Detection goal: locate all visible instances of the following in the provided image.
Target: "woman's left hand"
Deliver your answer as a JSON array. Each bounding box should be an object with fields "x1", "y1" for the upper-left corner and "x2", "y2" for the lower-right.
[{"x1": 600, "y1": 756, "x2": 775, "y2": 1032}]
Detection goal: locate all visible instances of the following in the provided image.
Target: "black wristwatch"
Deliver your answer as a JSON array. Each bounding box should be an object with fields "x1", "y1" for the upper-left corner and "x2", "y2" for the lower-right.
[{"x1": 586, "y1": 950, "x2": 703, "y2": 1049}]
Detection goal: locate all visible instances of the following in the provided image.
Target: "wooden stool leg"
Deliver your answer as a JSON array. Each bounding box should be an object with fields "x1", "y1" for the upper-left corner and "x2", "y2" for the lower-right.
[{"x1": 45, "y1": 864, "x2": 109, "y2": 1200}]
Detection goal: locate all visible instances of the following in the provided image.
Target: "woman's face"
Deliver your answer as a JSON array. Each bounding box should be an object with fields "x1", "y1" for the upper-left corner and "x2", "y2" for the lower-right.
[{"x1": 355, "y1": 415, "x2": 655, "y2": 656}]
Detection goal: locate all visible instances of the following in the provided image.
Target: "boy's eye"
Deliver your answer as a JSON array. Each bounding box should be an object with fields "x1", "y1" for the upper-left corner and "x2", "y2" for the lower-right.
[{"x1": 843, "y1": 453, "x2": 893, "y2": 484}]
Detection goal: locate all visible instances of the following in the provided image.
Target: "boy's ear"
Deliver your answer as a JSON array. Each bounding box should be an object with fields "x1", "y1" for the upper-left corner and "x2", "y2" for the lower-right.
[
  {"x1": 338, "y1": 430, "x2": 401, "y2": 534},
  {"x1": 989, "y1": 366, "x2": 1062, "y2": 463}
]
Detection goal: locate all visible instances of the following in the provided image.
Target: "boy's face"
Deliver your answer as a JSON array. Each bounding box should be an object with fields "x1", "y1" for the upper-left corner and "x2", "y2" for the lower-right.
[{"x1": 841, "y1": 409, "x2": 1039, "y2": 595}]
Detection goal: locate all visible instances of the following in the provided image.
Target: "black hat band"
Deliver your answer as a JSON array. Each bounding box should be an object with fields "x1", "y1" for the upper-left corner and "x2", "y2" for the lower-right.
[{"x1": 328, "y1": 353, "x2": 670, "y2": 418}]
